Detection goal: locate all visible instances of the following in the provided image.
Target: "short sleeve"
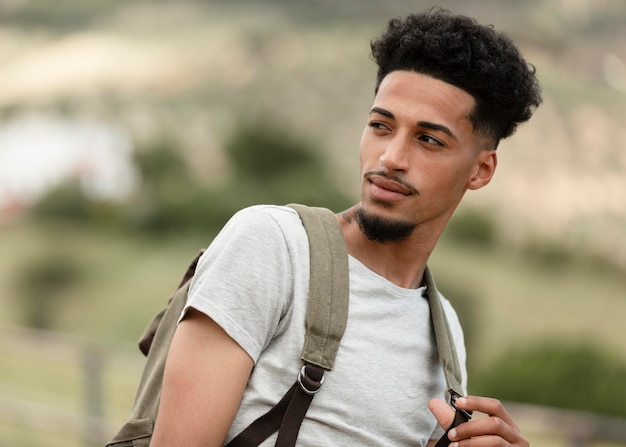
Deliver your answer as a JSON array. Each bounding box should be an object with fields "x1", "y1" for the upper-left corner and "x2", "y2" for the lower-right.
[{"x1": 182, "y1": 206, "x2": 297, "y2": 363}]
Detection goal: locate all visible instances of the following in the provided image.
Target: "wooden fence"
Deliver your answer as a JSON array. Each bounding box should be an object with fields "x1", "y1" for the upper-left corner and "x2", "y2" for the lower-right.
[
  {"x1": 0, "y1": 324, "x2": 142, "y2": 446},
  {"x1": 1, "y1": 324, "x2": 625, "y2": 447}
]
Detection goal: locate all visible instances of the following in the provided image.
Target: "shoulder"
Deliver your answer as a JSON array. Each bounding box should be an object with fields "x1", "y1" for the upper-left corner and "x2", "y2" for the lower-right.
[
  {"x1": 231, "y1": 204, "x2": 300, "y2": 222},
  {"x1": 206, "y1": 205, "x2": 305, "y2": 252},
  {"x1": 223, "y1": 205, "x2": 303, "y2": 238},
  {"x1": 196, "y1": 205, "x2": 311, "y2": 275}
]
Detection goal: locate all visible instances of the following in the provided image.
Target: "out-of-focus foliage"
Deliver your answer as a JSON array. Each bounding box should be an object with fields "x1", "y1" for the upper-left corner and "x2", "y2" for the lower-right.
[
  {"x1": 29, "y1": 116, "x2": 353, "y2": 237},
  {"x1": 34, "y1": 181, "x2": 93, "y2": 223},
  {"x1": 223, "y1": 118, "x2": 353, "y2": 211},
  {"x1": 472, "y1": 340, "x2": 626, "y2": 418},
  {"x1": 33, "y1": 180, "x2": 125, "y2": 229},
  {"x1": 13, "y1": 251, "x2": 83, "y2": 329},
  {"x1": 0, "y1": 0, "x2": 127, "y2": 30},
  {"x1": 226, "y1": 121, "x2": 321, "y2": 180},
  {"x1": 444, "y1": 207, "x2": 498, "y2": 248},
  {"x1": 436, "y1": 279, "x2": 481, "y2": 373},
  {"x1": 126, "y1": 137, "x2": 209, "y2": 235}
]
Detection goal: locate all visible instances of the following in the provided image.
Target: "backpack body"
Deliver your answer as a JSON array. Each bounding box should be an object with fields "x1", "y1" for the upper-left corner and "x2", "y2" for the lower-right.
[{"x1": 106, "y1": 251, "x2": 201, "y2": 446}]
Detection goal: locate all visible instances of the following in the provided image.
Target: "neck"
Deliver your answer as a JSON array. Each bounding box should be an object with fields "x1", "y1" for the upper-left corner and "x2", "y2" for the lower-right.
[{"x1": 338, "y1": 206, "x2": 444, "y2": 289}]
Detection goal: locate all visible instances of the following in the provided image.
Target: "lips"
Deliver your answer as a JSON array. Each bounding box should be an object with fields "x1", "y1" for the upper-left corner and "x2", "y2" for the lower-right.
[
  {"x1": 364, "y1": 174, "x2": 419, "y2": 204},
  {"x1": 368, "y1": 174, "x2": 414, "y2": 196}
]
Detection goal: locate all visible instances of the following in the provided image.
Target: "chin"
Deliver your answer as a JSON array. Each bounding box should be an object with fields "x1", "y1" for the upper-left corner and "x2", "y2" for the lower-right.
[
  {"x1": 355, "y1": 204, "x2": 416, "y2": 243},
  {"x1": 363, "y1": 195, "x2": 398, "y2": 211}
]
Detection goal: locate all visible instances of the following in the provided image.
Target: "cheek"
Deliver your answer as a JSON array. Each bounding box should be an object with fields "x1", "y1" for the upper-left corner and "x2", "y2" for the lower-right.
[
  {"x1": 425, "y1": 161, "x2": 474, "y2": 194},
  {"x1": 448, "y1": 162, "x2": 478, "y2": 192},
  {"x1": 358, "y1": 131, "x2": 378, "y2": 169}
]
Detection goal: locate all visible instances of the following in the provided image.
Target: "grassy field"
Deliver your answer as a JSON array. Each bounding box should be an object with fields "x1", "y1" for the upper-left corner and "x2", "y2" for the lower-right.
[
  {"x1": 430, "y1": 236, "x2": 626, "y2": 367},
  {"x1": 0, "y1": 221, "x2": 209, "y2": 341},
  {"x1": 2, "y1": 217, "x2": 625, "y2": 363}
]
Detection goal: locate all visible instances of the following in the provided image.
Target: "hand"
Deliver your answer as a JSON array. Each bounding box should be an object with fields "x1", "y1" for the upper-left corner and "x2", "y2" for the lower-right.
[{"x1": 428, "y1": 396, "x2": 529, "y2": 447}]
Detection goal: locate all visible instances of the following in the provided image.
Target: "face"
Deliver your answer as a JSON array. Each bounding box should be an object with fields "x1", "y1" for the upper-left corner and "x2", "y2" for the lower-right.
[{"x1": 358, "y1": 70, "x2": 497, "y2": 238}]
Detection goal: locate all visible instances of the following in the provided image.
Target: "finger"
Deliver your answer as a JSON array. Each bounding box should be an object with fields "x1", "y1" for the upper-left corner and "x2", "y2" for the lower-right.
[
  {"x1": 454, "y1": 396, "x2": 519, "y2": 429},
  {"x1": 428, "y1": 398, "x2": 455, "y2": 429},
  {"x1": 450, "y1": 435, "x2": 511, "y2": 447},
  {"x1": 448, "y1": 415, "x2": 520, "y2": 444},
  {"x1": 450, "y1": 429, "x2": 529, "y2": 447}
]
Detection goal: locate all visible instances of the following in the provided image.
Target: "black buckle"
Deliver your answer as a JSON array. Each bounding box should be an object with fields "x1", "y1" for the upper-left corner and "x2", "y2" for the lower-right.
[
  {"x1": 434, "y1": 390, "x2": 473, "y2": 447},
  {"x1": 449, "y1": 390, "x2": 472, "y2": 421}
]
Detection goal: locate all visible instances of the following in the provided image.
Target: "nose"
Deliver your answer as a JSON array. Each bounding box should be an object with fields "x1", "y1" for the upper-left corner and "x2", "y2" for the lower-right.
[{"x1": 379, "y1": 134, "x2": 410, "y2": 172}]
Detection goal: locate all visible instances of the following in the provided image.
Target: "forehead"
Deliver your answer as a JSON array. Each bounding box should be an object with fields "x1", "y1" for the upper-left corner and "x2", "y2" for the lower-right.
[{"x1": 373, "y1": 71, "x2": 477, "y2": 135}]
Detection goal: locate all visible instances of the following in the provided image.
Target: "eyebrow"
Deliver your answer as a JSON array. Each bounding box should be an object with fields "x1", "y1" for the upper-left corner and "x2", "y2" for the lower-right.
[
  {"x1": 417, "y1": 121, "x2": 457, "y2": 141},
  {"x1": 370, "y1": 106, "x2": 395, "y2": 119},
  {"x1": 369, "y1": 106, "x2": 458, "y2": 141}
]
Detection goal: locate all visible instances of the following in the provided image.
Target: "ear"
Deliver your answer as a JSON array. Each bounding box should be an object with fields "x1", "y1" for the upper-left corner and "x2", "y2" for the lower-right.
[{"x1": 467, "y1": 150, "x2": 497, "y2": 191}]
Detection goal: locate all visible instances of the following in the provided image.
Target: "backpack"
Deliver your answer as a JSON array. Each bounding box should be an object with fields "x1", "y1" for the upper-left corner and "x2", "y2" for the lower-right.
[{"x1": 105, "y1": 204, "x2": 467, "y2": 447}]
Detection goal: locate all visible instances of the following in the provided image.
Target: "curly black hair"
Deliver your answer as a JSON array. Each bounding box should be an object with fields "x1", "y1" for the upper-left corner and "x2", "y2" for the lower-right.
[{"x1": 370, "y1": 8, "x2": 542, "y2": 145}]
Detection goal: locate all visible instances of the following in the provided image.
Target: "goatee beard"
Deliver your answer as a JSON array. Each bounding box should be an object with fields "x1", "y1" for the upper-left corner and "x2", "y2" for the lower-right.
[{"x1": 355, "y1": 206, "x2": 416, "y2": 243}]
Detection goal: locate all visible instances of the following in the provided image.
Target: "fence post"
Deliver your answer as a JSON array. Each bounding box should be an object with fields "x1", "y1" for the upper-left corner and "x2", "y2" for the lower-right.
[{"x1": 82, "y1": 344, "x2": 106, "y2": 446}]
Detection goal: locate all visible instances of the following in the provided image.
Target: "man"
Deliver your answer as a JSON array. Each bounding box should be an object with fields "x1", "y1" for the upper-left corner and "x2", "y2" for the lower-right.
[{"x1": 151, "y1": 8, "x2": 542, "y2": 446}]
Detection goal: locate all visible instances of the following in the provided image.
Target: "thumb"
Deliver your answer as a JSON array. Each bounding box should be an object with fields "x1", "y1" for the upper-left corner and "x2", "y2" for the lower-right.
[{"x1": 428, "y1": 398, "x2": 455, "y2": 430}]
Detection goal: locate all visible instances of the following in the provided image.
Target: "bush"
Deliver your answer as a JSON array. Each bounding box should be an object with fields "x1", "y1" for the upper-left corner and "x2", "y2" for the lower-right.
[
  {"x1": 444, "y1": 208, "x2": 497, "y2": 248},
  {"x1": 520, "y1": 237, "x2": 575, "y2": 270},
  {"x1": 127, "y1": 124, "x2": 353, "y2": 236},
  {"x1": 132, "y1": 137, "x2": 194, "y2": 200},
  {"x1": 220, "y1": 117, "x2": 352, "y2": 212},
  {"x1": 225, "y1": 120, "x2": 321, "y2": 180},
  {"x1": 32, "y1": 180, "x2": 125, "y2": 230},
  {"x1": 435, "y1": 281, "x2": 481, "y2": 373},
  {"x1": 31, "y1": 117, "x2": 354, "y2": 237},
  {"x1": 471, "y1": 340, "x2": 626, "y2": 418},
  {"x1": 14, "y1": 252, "x2": 83, "y2": 329},
  {"x1": 33, "y1": 181, "x2": 92, "y2": 222}
]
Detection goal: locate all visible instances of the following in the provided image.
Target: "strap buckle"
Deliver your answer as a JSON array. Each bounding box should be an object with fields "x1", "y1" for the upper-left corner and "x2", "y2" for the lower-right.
[
  {"x1": 433, "y1": 390, "x2": 473, "y2": 447},
  {"x1": 297, "y1": 365, "x2": 325, "y2": 395},
  {"x1": 449, "y1": 389, "x2": 473, "y2": 421}
]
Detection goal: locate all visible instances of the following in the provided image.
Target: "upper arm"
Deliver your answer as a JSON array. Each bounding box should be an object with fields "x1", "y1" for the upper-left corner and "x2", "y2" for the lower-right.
[{"x1": 151, "y1": 308, "x2": 254, "y2": 447}]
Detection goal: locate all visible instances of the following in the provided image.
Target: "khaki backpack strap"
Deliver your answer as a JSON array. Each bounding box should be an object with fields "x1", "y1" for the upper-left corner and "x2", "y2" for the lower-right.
[
  {"x1": 288, "y1": 203, "x2": 349, "y2": 370},
  {"x1": 425, "y1": 267, "x2": 473, "y2": 447},
  {"x1": 422, "y1": 266, "x2": 464, "y2": 396}
]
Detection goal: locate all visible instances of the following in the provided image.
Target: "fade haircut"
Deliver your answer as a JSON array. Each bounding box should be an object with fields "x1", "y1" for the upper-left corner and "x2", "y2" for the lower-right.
[{"x1": 370, "y1": 8, "x2": 542, "y2": 146}]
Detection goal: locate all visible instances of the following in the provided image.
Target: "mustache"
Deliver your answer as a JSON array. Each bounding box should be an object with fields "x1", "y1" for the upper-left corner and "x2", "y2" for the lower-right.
[{"x1": 363, "y1": 170, "x2": 420, "y2": 195}]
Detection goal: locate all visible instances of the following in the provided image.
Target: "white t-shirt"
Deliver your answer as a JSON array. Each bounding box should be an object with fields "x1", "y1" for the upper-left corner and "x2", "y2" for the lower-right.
[{"x1": 184, "y1": 205, "x2": 467, "y2": 446}]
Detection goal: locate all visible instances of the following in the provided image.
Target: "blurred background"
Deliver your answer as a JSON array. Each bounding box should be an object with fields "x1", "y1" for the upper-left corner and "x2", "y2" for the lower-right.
[{"x1": 0, "y1": 0, "x2": 625, "y2": 446}]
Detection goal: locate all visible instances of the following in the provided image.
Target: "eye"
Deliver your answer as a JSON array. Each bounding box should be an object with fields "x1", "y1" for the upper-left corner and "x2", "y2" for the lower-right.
[
  {"x1": 418, "y1": 134, "x2": 444, "y2": 146},
  {"x1": 368, "y1": 121, "x2": 391, "y2": 133}
]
